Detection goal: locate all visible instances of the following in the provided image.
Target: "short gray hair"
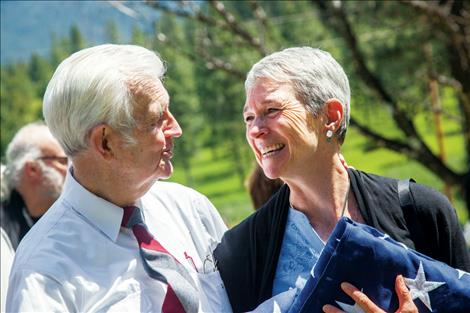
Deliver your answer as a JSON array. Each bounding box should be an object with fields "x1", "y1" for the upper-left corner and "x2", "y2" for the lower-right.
[
  {"x1": 3, "y1": 122, "x2": 52, "y2": 199},
  {"x1": 43, "y1": 44, "x2": 166, "y2": 156},
  {"x1": 245, "y1": 47, "x2": 350, "y2": 143}
]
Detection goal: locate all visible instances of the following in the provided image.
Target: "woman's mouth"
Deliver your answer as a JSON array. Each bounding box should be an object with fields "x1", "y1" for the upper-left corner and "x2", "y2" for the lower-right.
[{"x1": 258, "y1": 143, "x2": 285, "y2": 158}]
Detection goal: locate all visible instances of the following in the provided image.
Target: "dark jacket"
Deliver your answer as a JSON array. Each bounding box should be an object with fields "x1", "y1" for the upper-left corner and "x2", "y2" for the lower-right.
[
  {"x1": 1, "y1": 189, "x2": 35, "y2": 250},
  {"x1": 214, "y1": 168, "x2": 470, "y2": 312}
]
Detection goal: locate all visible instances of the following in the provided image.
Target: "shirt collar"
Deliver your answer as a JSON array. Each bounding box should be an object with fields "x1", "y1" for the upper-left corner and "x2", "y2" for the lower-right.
[{"x1": 61, "y1": 167, "x2": 124, "y2": 242}]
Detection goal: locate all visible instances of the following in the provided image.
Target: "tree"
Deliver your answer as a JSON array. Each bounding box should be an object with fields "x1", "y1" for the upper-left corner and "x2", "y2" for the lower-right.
[
  {"x1": 144, "y1": 0, "x2": 470, "y2": 207},
  {"x1": 69, "y1": 24, "x2": 86, "y2": 53},
  {"x1": 29, "y1": 53, "x2": 53, "y2": 97},
  {"x1": 105, "y1": 20, "x2": 121, "y2": 43},
  {"x1": 131, "y1": 24, "x2": 147, "y2": 46},
  {"x1": 1, "y1": 26, "x2": 88, "y2": 160},
  {"x1": 153, "y1": 15, "x2": 205, "y2": 186},
  {"x1": 1, "y1": 64, "x2": 42, "y2": 158},
  {"x1": 312, "y1": 0, "x2": 469, "y2": 187}
]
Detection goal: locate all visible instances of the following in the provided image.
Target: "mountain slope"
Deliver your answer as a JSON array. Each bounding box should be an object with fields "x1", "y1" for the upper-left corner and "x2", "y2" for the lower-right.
[{"x1": 1, "y1": 1, "x2": 154, "y2": 64}]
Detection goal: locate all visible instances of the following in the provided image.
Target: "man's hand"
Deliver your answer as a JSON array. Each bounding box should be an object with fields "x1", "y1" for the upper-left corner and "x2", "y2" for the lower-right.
[{"x1": 322, "y1": 275, "x2": 417, "y2": 313}]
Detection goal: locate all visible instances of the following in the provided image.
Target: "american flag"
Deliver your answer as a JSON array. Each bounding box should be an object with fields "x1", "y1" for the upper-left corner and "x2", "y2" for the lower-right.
[{"x1": 287, "y1": 217, "x2": 470, "y2": 313}]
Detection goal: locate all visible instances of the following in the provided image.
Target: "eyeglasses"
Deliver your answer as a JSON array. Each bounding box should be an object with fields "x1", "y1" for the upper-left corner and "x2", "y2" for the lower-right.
[{"x1": 37, "y1": 156, "x2": 69, "y2": 166}]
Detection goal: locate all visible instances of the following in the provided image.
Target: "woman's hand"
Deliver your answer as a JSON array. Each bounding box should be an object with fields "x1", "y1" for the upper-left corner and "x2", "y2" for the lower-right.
[{"x1": 322, "y1": 275, "x2": 417, "y2": 313}]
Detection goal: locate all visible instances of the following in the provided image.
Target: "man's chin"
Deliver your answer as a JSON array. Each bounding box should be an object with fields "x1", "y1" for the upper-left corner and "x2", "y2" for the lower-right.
[{"x1": 156, "y1": 162, "x2": 174, "y2": 180}]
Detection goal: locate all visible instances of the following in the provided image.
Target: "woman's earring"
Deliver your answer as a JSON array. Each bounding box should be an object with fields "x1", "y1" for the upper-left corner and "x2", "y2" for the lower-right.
[{"x1": 326, "y1": 129, "x2": 334, "y2": 142}]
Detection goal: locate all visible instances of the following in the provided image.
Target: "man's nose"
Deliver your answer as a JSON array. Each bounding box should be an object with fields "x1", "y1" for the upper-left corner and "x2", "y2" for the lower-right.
[{"x1": 166, "y1": 111, "x2": 182, "y2": 137}]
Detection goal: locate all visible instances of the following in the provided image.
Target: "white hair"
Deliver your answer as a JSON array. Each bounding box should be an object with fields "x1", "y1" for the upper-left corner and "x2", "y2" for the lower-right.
[
  {"x1": 245, "y1": 47, "x2": 351, "y2": 143},
  {"x1": 0, "y1": 164, "x2": 7, "y2": 202},
  {"x1": 43, "y1": 44, "x2": 166, "y2": 157},
  {"x1": 3, "y1": 122, "x2": 54, "y2": 199}
]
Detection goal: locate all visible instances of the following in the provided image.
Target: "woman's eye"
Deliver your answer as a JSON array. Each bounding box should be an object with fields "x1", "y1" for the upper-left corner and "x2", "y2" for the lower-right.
[{"x1": 267, "y1": 108, "x2": 280, "y2": 114}]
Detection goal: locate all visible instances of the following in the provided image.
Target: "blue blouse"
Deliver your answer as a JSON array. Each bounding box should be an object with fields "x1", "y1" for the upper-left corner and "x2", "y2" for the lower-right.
[{"x1": 272, "y1": 207, "x2": 325, "y2": 296}]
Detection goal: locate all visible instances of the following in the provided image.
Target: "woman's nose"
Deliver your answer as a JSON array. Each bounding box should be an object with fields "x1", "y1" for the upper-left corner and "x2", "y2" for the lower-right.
[{"x1": 247, "y1": 117, "x2": 268, "y2": 139}]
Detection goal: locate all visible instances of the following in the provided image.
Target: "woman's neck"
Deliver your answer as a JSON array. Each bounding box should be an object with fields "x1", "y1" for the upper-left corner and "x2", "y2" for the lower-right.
[{"x1": 284, "y1": 155, "x2": 350, "y2": 241}]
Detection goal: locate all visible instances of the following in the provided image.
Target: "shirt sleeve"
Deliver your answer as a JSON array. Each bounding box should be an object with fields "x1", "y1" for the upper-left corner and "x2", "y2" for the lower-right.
[
  {"x1": 1, "y1": 228, "x2": 14, "y2": 312},
  {"x1": 6, "y1": 269, "x2": 74, "y2": 313},
  {"x1": 193, "y1": 193, "x2": 228, "y2": 242}
]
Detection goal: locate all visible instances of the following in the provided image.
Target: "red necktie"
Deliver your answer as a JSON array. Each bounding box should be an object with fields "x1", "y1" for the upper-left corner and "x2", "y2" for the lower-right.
[{"x1": 121, "y1": 206, "x2": 198, "y2": 313}]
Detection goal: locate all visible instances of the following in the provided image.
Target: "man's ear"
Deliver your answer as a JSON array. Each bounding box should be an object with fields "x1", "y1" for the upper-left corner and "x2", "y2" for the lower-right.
[
  {"x1": 89, "y1": 125, "x2": 115, "y2": 160},
  {"x1": 324, "y1": 98, "x2": 344, "y2": 131}
]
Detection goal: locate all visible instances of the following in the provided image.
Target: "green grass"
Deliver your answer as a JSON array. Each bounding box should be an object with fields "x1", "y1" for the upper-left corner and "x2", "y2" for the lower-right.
[
  {"x1": 170, "y1": 147, "x2": 253, "y2": 227},
  {"x1": 343, "y1": 128, "x2": 467, "y2": 223}
]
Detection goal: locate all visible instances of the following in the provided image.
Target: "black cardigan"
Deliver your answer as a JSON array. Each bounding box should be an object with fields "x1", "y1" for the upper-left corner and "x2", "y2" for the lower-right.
[
  {"x1": 0, "y1": 190, "x2": 35, "y2": 250},
  {"x1": 213, "y1": 168, "x2": 470, "y2": 312}
]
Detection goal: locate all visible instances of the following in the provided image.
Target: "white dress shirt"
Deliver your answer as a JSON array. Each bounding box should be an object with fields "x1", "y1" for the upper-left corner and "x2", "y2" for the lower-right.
[
  {"x1": 1, "y1": 227, "x2": 14, "y2": 313},
  {"x1": 6, "y1": 169, "x2": 229, "y2": 312}
]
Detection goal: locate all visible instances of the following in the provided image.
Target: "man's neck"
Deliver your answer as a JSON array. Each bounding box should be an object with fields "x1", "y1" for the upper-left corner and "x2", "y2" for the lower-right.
[
  {"x1": 71, "y1": 158, "x2": 146, "y2": 208},
  {"x1": 20, "y1": 191, "x2": 53, "y2": 219}
]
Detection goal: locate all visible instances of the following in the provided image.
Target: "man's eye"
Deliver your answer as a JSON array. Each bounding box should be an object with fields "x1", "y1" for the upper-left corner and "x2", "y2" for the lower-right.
[
  {"x1": 149, "y1": 116, "x2": 164, "y2": 130},
  {"x1": 267, "y1": 108, "x2": 280, "y2": 114}
]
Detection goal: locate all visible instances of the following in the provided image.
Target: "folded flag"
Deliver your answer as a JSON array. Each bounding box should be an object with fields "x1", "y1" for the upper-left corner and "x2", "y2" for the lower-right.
[{"x1": 287, "y1": 217, "x2": 470, "y2": 313}]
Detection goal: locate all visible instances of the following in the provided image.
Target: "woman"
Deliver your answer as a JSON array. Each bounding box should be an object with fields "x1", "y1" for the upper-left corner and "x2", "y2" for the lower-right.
[{"x1": 214, "y1": 47, "x2": 470, "y2": 312}]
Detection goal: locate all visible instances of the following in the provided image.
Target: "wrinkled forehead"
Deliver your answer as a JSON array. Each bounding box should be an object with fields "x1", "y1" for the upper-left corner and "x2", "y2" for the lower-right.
[{"x1": 243, "y1": 78, "x2": 295, "y2": 111}]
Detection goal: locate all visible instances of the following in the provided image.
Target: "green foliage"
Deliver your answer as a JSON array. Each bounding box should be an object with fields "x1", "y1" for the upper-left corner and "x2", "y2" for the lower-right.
[
  {"x1": 1, "y1": 26, "x2": 89, "y2": 161},
  {"x1": 1, "y1": 64, "x2": 42, "y2": 159},
  {"x1": 169, "y1": 145, "x2": 253, "y2": 227},
  {"x1": 29, "y1": 53, "x2": 53, "y2": 97},
  {"x1": 49, "y1": 35, "x2": 70, "y2": 67},
  {"x1": 69, "y1": 24, "x2": 86, "y2": 53},
  {"x1": 105, "y1": 20, "x2": 121, "y2": 43},
  {"x1": 131, "y1": 24, "x2": 147, "y2": 46},
  {"x1": 154, "y1": 16, "x2": 205, "y2": 186},
  {"x1": 1, "y1": 2, "x2": 468, "y2": 225}
]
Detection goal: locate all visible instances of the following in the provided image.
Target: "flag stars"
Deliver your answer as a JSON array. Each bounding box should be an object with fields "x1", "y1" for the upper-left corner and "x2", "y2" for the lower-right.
[
  {"x1": 457, "y1": 269, "x2": 470, "y2": 280},
  {"x1": 404, "y1": 261, "x2": 445, "y2": 311}
]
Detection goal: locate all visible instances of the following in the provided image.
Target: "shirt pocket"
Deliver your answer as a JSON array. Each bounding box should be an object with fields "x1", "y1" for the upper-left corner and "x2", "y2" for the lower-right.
[
  {"x1": 103, "y1": 287, "x2": 165, "y2": 313},
  {"x1": 195, "y1": 270, "x2": 232, "y2": 313}
]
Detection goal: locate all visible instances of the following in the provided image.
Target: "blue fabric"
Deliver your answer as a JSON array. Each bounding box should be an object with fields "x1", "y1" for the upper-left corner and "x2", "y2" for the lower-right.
[
  {"x1": 288, "y1": 217, "x2": 470, "y2": 313},
  {"x1": 272, "y1": 208, "x2": 325, "y2": 296}
]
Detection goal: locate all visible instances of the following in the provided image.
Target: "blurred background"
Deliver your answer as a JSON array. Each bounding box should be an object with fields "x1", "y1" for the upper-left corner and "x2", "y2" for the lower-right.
[{"x1": 1, "y1": 0, "x2": 469, "y2": 227}]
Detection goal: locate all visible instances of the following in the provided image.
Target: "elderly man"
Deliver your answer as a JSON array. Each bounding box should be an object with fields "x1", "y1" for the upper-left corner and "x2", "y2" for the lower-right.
[
  {"x1": 1, "y1": 122, "x2": 67, "y2": 250},
  {"x1": 6, "y1": 45, "x2": 228, "y2": 312}
]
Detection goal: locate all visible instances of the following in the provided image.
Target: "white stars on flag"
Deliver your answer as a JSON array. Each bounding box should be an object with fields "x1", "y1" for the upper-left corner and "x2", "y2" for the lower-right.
[{"x1": 404, "y1": 261, "x2": 445, "y2": 311}]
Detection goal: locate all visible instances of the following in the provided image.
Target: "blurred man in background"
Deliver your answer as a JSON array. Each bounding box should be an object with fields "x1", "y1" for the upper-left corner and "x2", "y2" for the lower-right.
[
  {"x1": 1, "y1": 122, "x2": 67, "y2": 311},
  {"x1": 1, "y1": 164, "x2": 7, "y2": 201},
  {"x1": 1, "y1": 122, "x2": 67, "y2": 250}
]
